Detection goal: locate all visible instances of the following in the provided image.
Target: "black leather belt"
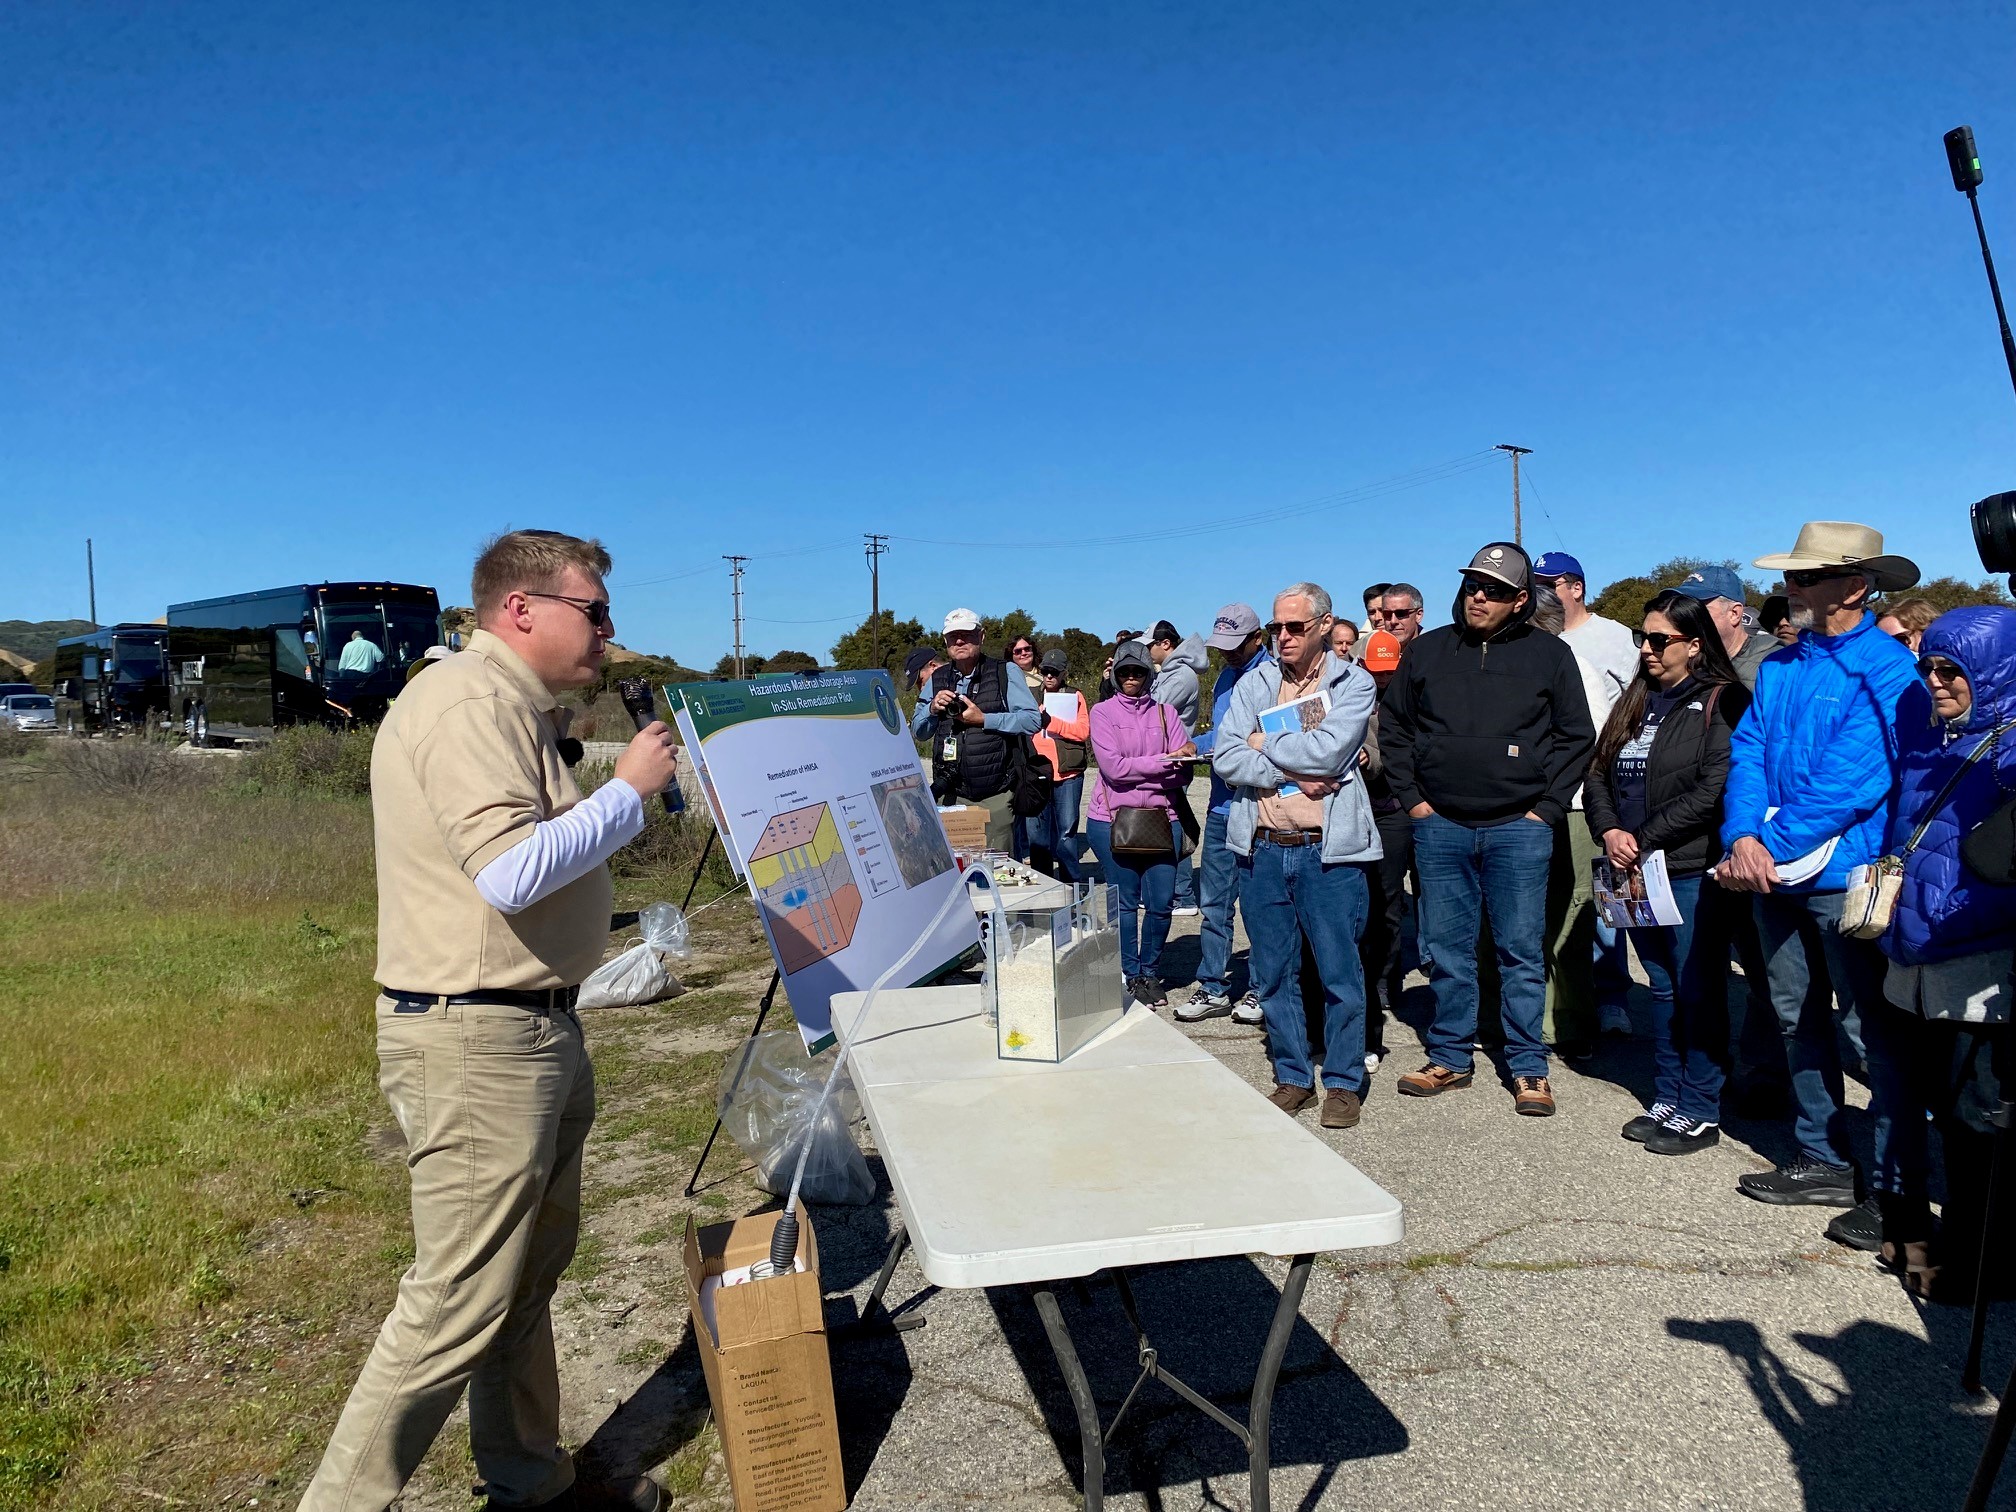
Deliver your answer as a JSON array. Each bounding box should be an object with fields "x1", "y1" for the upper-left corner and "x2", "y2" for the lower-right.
[
  {"x1": 383, "y1": 986, "x2": 579, "y2": 1012},
  {"x1": 1256, "y1": 827, "x2": 1325, "y2": 848}
]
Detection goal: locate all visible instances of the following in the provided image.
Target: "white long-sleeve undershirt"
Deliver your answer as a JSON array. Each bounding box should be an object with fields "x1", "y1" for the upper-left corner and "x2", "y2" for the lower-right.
[{"x1": 473, "y1": 778, "x2": 647, "y2": 914}]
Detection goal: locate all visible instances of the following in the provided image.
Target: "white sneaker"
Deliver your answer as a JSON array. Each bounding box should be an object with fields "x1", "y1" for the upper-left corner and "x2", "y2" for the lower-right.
[
  {"x1": 1171, "y1": 905, "x2": 1200, "y2": 917},
  {"x1": 1600, "y1": 1004, "x2": 1633, "y2": 1037},
  {"x1": 1230, "y1": 992, "x2": 1264, "y2": 1026},
  {"x1": 1364, "y1": 1050, "x2": 1383, "y2": 1074}
]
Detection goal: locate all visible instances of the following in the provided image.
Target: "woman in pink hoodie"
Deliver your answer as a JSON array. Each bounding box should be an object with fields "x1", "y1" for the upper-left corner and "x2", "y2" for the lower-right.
[{"x1": 1086, "y1": 640, "x2": 1195, "y2": 1007}]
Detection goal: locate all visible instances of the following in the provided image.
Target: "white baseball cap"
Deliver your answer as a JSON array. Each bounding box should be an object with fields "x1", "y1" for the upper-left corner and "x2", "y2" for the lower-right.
[{"x1": 943, "y1": 607, "x2": 982, "y2": 634}]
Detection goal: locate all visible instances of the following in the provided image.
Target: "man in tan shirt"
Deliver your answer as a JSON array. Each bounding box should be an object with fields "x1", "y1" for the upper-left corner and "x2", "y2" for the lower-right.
[{"x1": 300, "y1": 531, "x2": 677, "y2": 1512}]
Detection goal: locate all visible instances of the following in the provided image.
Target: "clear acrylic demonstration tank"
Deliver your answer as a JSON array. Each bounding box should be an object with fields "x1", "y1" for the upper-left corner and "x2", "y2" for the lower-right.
[{"x1": 983, "y1": 880, "x2": 1125, "y2": 1063}]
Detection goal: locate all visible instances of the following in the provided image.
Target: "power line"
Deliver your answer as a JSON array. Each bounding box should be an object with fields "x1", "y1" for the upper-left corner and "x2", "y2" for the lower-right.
[{"x1": 888, "y1": 450, "x2": 1503, "y2": 550}]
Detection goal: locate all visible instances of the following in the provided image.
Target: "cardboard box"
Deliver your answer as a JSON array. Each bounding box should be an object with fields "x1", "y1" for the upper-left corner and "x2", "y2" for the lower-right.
[
  {"x1": 936, "y1": 803, "x2": 988, "y2": 853},
  {"x1": 683, "y1": 1210, "x2": 846, "y2": 1512}
]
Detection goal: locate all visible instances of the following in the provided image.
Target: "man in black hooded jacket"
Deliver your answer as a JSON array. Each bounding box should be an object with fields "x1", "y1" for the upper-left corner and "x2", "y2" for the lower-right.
[{"x1": 1380, "y1": 541, "x2": 1596, "y2": 1117}]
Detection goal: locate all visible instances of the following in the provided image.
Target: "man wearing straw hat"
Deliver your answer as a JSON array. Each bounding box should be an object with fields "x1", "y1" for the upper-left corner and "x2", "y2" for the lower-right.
[{"x1": 1718, "y1": 522, "x2": 1930, "y2": 1243}]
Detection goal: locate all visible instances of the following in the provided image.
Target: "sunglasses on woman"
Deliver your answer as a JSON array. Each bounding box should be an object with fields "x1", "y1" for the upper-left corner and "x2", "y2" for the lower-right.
[
  {"x1": 1632, "y1": 630, "x2": 1693, "y2": 653},
  {"x1": 1917, "y1": 657, "x2": 1966, "y2": 681},
  {"x1": 1010, "y1": 644, "x2": 1036, "y2": 658}
]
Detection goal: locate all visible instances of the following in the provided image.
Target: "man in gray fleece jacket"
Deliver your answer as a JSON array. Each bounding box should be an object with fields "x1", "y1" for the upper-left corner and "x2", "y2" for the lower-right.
[{"x1": 1150, "y1": 620, "x2": 1212, "y2": 913}]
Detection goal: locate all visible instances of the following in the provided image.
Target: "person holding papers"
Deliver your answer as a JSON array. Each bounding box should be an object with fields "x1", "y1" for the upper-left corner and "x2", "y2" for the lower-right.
[
  {"x1": 1211, "y1": 583, "x2": 1381, "y2": 1130},
  {"x1": 1380, "y1": 542, "x2": 1596, "y2": 1118},
  {"x1": 1583, "y1": 590, "x2": 1749, "y2": 1155},
  {"x1": 1028, "y1": 650, "x2": 1089, "y2": 881},
  {"x1": 1718, "y1": 521, "x2": 1929, "y2": 1234}
]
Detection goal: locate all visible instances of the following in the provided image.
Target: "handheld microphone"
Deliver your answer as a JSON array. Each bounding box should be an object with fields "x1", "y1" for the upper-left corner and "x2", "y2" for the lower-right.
[{"x1": 616, "y1": 678, "x2": 685, "y2": 815}]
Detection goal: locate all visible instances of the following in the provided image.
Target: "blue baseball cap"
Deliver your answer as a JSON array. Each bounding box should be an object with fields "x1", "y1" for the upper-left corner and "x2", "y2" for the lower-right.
[
  {"x1": 1671, "y1": 565, "x2": 1746, "y2": 604},
  {"x1": 1530, "y1": 552, "x2": 1584, "y2": 582}
]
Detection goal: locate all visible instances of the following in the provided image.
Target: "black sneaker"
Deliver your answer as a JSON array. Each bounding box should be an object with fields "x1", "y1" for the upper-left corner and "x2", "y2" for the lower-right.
[
  {"x1": 1644, "y1": 1117, "x2": 1721, "y2": 1156},
  {"x1": 1622, "y1": 1102, "x2": 1677, "y2": 1143},
  {"x1": 1823, "y1": 1197, "x2": 1883, "y2": 1253},
  {"x1": 1132, "y1": 974, "x2": 1168, "y2": 1009},
  {"x1": 1737, "y1": 1155, "x2": 1857, "y2": 1207}
]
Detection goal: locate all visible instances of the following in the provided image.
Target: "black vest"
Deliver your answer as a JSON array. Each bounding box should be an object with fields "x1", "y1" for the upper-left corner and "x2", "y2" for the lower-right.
[{"x1": 929, "y1": 655, "x2": 1013, "y2": 801}]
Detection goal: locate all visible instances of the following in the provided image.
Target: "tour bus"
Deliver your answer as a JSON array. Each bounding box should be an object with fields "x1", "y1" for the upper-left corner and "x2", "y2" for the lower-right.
[
  {"x1": 167, "y1": 581, "x2": 443, "y2": 745},
  {"x1": 51, "y1": 625, "x2": 171, "y2": 734}
]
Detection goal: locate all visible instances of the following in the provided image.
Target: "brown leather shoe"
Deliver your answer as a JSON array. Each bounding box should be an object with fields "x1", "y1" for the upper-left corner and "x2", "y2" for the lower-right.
[
  {"x1": 1268, "y1": 1082, "x2": 1317, "y2": 1114},
  {"x1": 1320, "y1": 1088, "x2": 1362, "y2": 1129},
  {"x1": 1513, "y1": 1075, "x2": 1556, "y2": 1117},
  {"x1": 1396, "y1": 1063, "x2": 1474, "y2": 1097}
]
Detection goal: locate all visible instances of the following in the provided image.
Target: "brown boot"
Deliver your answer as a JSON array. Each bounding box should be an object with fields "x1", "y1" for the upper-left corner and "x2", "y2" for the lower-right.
[
  {"x1": 1268, "y1": 1083, "x2": 1317, "y2": 1114},
  {"x1": 1320, "y1": 1088, "x2": 1362, "y2": 1129},
  {"x1": 1513, "y1": 1075, "x2": 1556, "y2": 1117},
  {"x1": 1396, "y1": 1063, "x2": 1474, "y2": 1097}
]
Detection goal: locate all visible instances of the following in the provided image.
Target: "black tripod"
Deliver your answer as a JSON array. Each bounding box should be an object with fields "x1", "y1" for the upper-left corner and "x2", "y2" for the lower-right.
[{"x1": 1962, "y1": 1099, "x2": 2014, "y2": 1512}]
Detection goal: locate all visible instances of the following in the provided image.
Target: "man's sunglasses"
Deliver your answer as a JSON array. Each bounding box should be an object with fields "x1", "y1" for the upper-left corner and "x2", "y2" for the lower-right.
[
  {"x1": 1266, "y1": 618, "x2": 1325, "y2": 637},
  {"x1": 1784, "y1": 567, "x2": 1857, "y2": 588},
  {"x1": 1633, "y1": 630, "x2": 1693, "y2": 653},
  {"x1": 1386, "y1": 605, "x2": 1423, "y2": 618},
  {"x1": 526, "y1": 592, "x2": 611, "y2": 630},
  {"x1": 1917, "y1": 657, "x2": 1966, "y2": 681},
  {"x1": 1460, "y1": 577, "x2": 1521, "y2": 603}
]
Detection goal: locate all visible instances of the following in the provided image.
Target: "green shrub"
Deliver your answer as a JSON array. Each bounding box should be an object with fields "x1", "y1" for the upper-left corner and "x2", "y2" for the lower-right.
[{"x1": 243, "y1": 725, "x2": 376, "y2": 797}]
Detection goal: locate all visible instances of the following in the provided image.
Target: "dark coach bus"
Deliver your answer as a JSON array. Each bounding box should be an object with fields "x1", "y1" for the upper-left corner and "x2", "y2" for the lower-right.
[
  {"x1": 51, "y1": 625, "x2": 170, "y2": 734},
  {"x1": 167, "y1": 581, "x2": 443, "y2": 745}
]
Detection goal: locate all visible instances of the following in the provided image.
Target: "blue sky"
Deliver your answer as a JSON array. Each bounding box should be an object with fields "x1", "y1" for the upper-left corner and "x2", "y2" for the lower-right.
[{"x1": 6, "y1": 1, "x2": 2015, "y2": 664}]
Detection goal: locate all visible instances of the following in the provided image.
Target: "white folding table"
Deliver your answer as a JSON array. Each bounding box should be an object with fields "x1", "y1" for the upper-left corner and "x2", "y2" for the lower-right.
[{"x1": 832, "y1": 983, "x2": 1403, "y2": 1512}]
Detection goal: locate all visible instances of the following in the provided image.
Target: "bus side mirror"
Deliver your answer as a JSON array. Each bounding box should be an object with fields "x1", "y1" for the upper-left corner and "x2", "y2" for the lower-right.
[{"x1": 56, "y1": 679, "x2": 78, "y2": 699}]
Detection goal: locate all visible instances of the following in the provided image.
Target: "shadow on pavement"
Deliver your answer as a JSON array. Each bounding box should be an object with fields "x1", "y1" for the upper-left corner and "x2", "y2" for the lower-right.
[
  {"x1": 1667, "y1": 1306, "x2": 2014, "y2": 1510},
  {"x1": 985, "y1": 1259, "x2": 1407, "y2": 1508}
]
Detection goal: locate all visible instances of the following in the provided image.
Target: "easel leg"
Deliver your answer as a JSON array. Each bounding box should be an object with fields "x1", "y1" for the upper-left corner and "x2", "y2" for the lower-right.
[
  {"x1": 1964, "y1": 1102, "x2": 2013, "y2": 1394},
  {"x1": 678, "y1": 825, "x2": 719, "y2": 913},
  {"x1": 682, "y1": 969, "x2": 782, "y2": 1196}
]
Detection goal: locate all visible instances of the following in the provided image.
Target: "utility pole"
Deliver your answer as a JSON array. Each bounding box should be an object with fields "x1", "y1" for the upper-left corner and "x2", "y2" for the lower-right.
[
  {"x1": 724, "y1": 555, "x2": 747, "y2": 678},
  {"x1": 864, "y1": 533, "x2": 889, "y2": 670},
  {"x1": 1495, "y1": 444, "x2": 1532, "y2": 546},
  {"x1": 86, "y1": 538, "x2": 98, "y2": 628}
]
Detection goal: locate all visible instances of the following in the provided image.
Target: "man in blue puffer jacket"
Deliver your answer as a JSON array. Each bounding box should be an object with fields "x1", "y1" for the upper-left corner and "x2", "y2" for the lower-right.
[
  {"x1": 1872, "y1": 606, "x2": 2016, "y2": 1297},
  {"x1": 1719, "y1": 522, "x2": 1930, "y2": 1222}
]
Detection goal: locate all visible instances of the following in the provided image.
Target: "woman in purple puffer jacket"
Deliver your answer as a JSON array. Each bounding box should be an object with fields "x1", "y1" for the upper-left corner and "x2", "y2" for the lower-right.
[{"x1": 1086, "y1": 640, "x2": 1195, "y2": 1008}]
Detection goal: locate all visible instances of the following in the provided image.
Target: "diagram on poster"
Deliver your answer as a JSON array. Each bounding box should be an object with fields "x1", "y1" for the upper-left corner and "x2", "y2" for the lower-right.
[{"x1": 668, "y1": 671, "x2": 980, "y2": 1049}]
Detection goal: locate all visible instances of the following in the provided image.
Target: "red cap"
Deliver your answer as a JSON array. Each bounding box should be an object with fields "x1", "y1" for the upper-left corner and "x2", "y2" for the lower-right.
[{"x1": 1363, "y1": 631, "x2": 1403, "y2": 673}]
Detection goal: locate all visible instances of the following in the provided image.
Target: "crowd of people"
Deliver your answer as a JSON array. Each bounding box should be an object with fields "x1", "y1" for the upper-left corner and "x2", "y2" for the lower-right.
[{"x1": 911, "y1": 519, "x2": 2012, "y2": 1307}]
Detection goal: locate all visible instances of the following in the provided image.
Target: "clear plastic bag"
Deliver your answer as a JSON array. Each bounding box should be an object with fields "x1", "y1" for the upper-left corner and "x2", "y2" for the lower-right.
[
  {"x1": 576, "y1": 901, "x2": 693, "y2": 1009},
  {"x1": 716, "y1": 1029, "x2": 874, "y2": 1205}
]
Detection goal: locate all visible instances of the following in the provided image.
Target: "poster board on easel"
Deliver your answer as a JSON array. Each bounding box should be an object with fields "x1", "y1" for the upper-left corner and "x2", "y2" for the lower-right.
[{"x1": 667, "y1": 671, "x2": 980, "y2": 1051}]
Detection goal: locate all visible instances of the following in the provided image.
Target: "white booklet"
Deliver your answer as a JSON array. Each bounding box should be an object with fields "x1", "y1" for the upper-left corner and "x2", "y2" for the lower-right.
[
  {"x1": 1042, "y1": 692, "x2": 1079, "y2": 721},
  {"x1": 1762, "y1": 806, "x2": 1839, "y2": 884},
  {"x1": 1255, "y1": 688, "x2": 1332, "y2": 796},
  {"x1": 1593, "y1": 849, "x2": 1684, "y2": 929}
]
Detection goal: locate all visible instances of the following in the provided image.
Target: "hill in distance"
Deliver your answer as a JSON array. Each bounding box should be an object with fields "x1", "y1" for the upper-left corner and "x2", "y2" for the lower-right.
[{"x1": 0, "y1": 618, "x2": 95, "y2": 671}]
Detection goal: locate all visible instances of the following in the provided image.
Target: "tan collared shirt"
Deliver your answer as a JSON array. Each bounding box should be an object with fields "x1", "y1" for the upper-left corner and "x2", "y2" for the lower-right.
[{"x1": 371, "y1": 629, "x2": 611, "y2": 992}]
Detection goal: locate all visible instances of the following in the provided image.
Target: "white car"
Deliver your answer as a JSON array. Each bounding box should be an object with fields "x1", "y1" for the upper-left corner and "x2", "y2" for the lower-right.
[{"x1": 0, "y1": 693, "x2": 56, "y2": 732}]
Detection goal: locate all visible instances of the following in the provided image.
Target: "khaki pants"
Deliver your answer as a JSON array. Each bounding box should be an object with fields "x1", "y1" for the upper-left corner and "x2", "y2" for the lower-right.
[
  {"x1": 300, "y1": 997, "x2": 596, "y2": 1511},
  {"x1": 1543, "y1": 815, "x2": 1601, "y2": 1045},
  {"x1": 977, "y1": 790, "x2": 1016, "y2": 852}
]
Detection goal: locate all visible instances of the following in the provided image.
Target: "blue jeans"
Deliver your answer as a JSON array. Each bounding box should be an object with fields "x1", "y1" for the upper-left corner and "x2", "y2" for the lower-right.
[
  {"x1": 1028, "y1": 776, "x2": 1083, "y2": 882},
  {"x1": 1195, "y1": 807, "x2": 1242, "y2": 994},
  {"x1": 1239, "y1": 840, "x2": 1371, "y2": 1093},
  {"x1": 1753, "y1": 890, "x2": 1890, "y2": 1170},
  {"x1": 1414, "y1": 813, "x2": 1554, "y2": 1078},
  {"x1": 1173, "y1": 838, "x2": 1198, "y2": 909},
  {"x1": 1634, "y1": 874, "x2": 1736, "y2": 1124},
  {"x1": 1085, "y1": 819, "x2": 1176, "y2": 979}
]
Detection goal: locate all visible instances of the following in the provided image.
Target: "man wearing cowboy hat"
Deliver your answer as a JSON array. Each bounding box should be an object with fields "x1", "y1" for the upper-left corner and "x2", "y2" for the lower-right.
[{"x1": 1718, "y1": 522, "x2": 1931, "y2": 1236}]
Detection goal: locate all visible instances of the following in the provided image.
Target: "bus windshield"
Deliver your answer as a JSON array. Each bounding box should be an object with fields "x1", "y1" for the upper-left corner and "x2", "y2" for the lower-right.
[{"x1": 320, "y1": 599, "x2": 441, "y2": 679}]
